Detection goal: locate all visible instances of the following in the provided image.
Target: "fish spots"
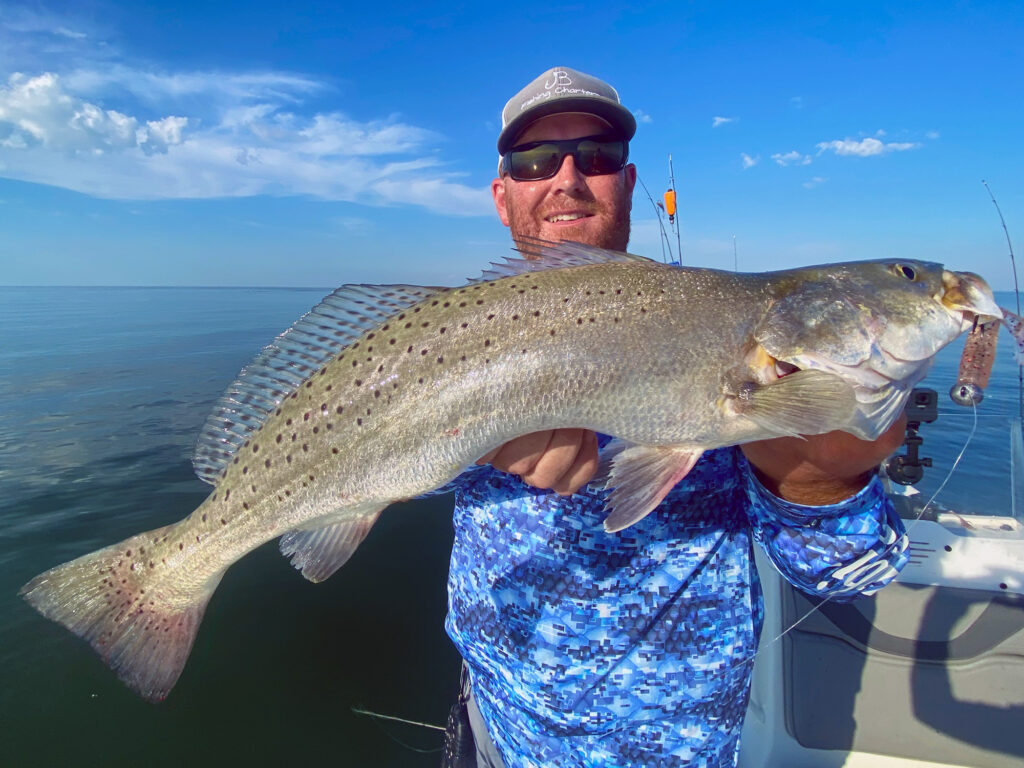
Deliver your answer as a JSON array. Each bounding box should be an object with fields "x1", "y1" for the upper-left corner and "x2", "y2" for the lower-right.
[
  {"x1": 276, "y1": 434, "x2": 282, "y2": 444},
  {"x1": 461, "y1": 323, "x2": 468, "y2": 329},
  {"x1": 313, "y1": 426, "x2": 319, "y2": 434},
  {"x1": 357, "y1": 418, "x2": 363, "y2": 426},
  {"x1": 242, "y1": 466, "x2": 249, "y2": 475},
  {"x1": 287, "y1": 455, "x2": 293, "y2": 463},
  {"x1": 407, "y1": 345, "x2": 414, "y2": 353},
  {"x1": 437, "y1": 356, "x2": 444, "y2": 363},
  {"x1": 252, "y1": 444, "x2": 259, "y2": 453},
  {"x1": 374, "y1": 390, "x2": 381, "y2": 398},
  {"x1": 265, "y1": 459, "x2": 272, "y2": 468},
  {"x1": 336, "y1": 406, "x2": 344, "y2": 414},
  {"x1": 242, "y1": 502, "x2": 249, "y2": 510},
  {"x1": 302, "y1": 443, "x2": 309, "y2": 452},
  {"x1": 286, "y1": 418, "x2": 293, "y2": 426},
  {"x1": 484, "y1": 339, "x2": 491, "y2": 347},
  {"x1": 202, "y1": 514, "x2": 208, "y2": 523},
  {"x1": 332, "y1": 447, "x2": 339, "y2": 454},
  {"x1": 512, "y1": 315, "x2": 519, "y2": 321},
  {"x1": 304, "y1": 413, "x2": 310, "y2": 421},
  {"x1": 224, "y1": 490, "x2": 230, "y2": 500}
]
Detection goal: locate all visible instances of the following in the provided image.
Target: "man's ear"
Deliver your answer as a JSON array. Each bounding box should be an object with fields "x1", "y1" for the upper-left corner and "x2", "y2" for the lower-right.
[
  {"x1": 624, "y1": 163, "x2": 637, "y2": 210},
  {"x1": 492, "y1": 177, "x2": 511, "y2": 227}
]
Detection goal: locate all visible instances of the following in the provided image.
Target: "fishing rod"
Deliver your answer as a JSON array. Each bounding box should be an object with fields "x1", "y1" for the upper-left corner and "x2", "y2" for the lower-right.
[
  {"x1": 667, "y1": 154, "x2": 682, "y2": 263},
  {"x1": 636, "y1": 173, "x2": 673, "y2": 263},
  {"x1": 982, "y1": 180, "x2": 1023, "y2": 422}
]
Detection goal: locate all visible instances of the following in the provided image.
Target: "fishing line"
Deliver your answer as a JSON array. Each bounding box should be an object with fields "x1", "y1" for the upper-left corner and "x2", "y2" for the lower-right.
[
  {"x1": 351, "y1": 705, "x2": 445, "y2": 755},
  {"x1": 733, "y1": 401, "x2": 980, "y2": 674}
]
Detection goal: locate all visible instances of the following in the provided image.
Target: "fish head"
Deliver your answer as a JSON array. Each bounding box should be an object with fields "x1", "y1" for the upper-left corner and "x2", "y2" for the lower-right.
[{"x1": 753, "y1": 260, "x2": 999, "y2": 439}]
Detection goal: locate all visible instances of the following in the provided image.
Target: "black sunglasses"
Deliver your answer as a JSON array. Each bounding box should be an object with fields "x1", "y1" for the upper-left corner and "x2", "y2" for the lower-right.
[{"x1": 501, "y1": 136, "x2": 629, "y2": 182}]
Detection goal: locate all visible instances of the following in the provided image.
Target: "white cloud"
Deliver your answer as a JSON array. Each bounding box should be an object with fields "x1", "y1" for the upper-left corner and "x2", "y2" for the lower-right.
[
  {"x1": 0, "y1": 73, "x2": 182, "y2": 155},
  {"x1": 712, "y1": 116, "x2": 735, "y2": 128},
  {"x1": 771, "y1": 150, "x2": 812, "y2": 167},
  {"x1": 633, "y1": 109, "x2": 653, "y2": 124},
  {"x1": 802, "y1": 176, "x2": 828, "y2": 189},
  {"x1": 0, "y1": 71, "x2": 491, "y2": 214},
  {"x1": 740, "y1": 152, "x2": 759, "y2": 169},
  {"x1": 926, "y1": 130, "x2": 940, "y2": 140},
  {"x1": 815, "y1": 137, "x2": 921, "y2": 157},
  {"x1": 53, "y1": 26, "x2": 87, "y2": 39}
]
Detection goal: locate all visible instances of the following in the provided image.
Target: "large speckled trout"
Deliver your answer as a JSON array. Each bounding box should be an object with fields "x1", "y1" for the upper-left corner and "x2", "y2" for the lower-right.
[{"x1": 21, "y1": 242, "x2": 1001, "y2": 701}]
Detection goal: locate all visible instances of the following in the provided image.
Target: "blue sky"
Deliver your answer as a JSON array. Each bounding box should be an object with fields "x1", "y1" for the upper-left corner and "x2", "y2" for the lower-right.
[{"x1": 1, "y1": 1, "x2": 1021, "y2": 289}]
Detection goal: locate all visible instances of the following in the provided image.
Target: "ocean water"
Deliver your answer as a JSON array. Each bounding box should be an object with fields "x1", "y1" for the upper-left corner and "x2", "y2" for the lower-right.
[{"x1": 1, "y1": 286, "x2": 1021, "y2": 767}]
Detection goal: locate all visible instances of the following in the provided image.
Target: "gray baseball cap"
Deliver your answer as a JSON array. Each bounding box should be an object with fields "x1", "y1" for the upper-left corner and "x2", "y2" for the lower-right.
[{"x1": 497, "y1": 66, "x2": 636, "y2": 154}]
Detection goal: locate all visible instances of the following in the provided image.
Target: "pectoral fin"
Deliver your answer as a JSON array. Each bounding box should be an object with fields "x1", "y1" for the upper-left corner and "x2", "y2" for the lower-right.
[
  {"x1": 735, "y1": 369, "x2": 857, "y2": 438},
  {"x1": 597, "y1": 440, "x2": 703, "y2": 533},
  {"x1": 280, "y1": 509, "x2": 384, "y2": 583}
]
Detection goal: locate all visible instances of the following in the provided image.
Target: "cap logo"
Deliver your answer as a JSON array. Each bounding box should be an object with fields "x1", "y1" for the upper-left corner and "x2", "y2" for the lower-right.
[
  {"x1": 519, "y1": 69, "x2": 602, "y2": 114},
  {"x1": 544, "y1": 69, "x2": 573, "y2": 90}
]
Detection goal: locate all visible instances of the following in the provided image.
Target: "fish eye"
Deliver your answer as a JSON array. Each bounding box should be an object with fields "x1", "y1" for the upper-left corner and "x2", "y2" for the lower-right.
[{"x1": 893, "y1": 264, "x2": 917, "y2": 281}]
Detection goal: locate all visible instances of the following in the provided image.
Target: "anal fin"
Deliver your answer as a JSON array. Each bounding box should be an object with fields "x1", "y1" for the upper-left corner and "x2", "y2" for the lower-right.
[
  {"x1": 280, "y1": 509, "x2": 384, "y2": 583},
  {"x1": 597, "y1": 441, "x2": 703, "y2": 533}
]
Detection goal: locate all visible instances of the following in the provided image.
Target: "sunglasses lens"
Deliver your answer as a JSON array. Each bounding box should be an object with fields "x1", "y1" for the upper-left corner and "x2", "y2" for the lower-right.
[
  {"x1": 577, "y1": 140, "x2": 627, "y2": 175},
  {"x1": 505, "y1": 138, "x2": 628, "y2": 181},
  {"x1": 507, "y1": 144, "x2": 562, "y2": 181}
]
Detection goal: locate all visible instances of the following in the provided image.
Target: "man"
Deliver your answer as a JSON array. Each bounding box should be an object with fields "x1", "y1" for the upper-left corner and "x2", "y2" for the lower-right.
[{"x1": 443, "y1": 66, "x2": 908, "y2": 768}]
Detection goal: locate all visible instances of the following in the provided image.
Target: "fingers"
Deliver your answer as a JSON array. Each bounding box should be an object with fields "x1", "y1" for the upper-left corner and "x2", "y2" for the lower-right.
[
  {"x1": 476, "y1": 429, "x2": 600, "y2": 495},
  {"x1": 549, "y1": 429, "x2": 600, "y2": 495}
]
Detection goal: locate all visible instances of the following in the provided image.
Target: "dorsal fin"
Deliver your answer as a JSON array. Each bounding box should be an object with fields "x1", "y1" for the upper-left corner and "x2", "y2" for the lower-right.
[
  {"x1": 470, "y1": 238, "x2": 654, "y2": 282},
  {"x1": 192, "y1": 284, "x2": 443, "y2": 484}
]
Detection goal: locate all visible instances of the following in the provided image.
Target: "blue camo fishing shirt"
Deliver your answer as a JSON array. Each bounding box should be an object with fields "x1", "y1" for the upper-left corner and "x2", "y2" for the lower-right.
[{"x1": 445, "y1": 445, "x2": 909, "y2": 768}]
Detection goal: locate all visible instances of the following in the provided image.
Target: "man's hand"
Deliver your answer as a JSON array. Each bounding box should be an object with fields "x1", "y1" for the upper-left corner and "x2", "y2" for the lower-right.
[
  {"x1": 479, "y1": 417, "x2": 907, "y2": 506},
  {"x1": 739, "y1": 414, "x2": 907, "y2": 505},
  {"x1": 476, "y1": 429, "x2": 599, "y2": 496}
]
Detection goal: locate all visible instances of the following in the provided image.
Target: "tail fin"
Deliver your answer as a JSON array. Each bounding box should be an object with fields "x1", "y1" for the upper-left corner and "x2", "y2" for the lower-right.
[{"x1": 20, "y1": 525, "x2": 222, "y2": 702}]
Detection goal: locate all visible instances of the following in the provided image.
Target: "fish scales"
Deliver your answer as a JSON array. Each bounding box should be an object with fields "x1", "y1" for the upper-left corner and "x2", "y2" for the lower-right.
[{"x1": 20, "y1": 243, "x2": 1002, "y2": 701}]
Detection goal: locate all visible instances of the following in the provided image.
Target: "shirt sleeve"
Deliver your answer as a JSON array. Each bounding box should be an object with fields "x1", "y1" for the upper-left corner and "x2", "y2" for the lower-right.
[{"x1": 740, "y1": 454, "x2": 910, "y2": 600}]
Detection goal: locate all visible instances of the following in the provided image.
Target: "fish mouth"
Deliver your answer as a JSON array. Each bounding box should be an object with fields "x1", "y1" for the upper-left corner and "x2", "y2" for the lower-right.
[{"x1": 941, "y1": 270, "x2": 1001, "y2": 323}]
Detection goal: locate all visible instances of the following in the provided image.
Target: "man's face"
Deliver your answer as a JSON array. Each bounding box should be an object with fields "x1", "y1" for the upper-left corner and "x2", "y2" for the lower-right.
[{"x1": 492, "y1": 113, "x2": 637, "y2": 251}]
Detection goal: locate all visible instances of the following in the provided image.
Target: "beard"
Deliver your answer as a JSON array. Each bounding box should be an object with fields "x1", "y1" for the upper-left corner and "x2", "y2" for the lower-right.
[{"x1": 504, "y1": 184, "x2": 633, "y2": 253}]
